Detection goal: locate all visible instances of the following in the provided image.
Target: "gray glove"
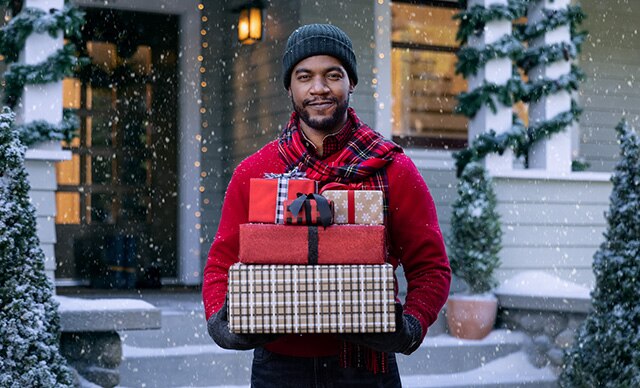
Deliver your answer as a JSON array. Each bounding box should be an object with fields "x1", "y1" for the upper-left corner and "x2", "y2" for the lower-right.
[
  {"x1": 207, "y1": 299, "x2": 280, "y2": 350},
  {"x1": 339, "y1": 303, "x2": 422, "y2": 355}
]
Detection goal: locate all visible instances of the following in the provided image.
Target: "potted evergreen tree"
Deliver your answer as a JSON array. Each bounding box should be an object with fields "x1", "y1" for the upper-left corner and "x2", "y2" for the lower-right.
[
  {"x1": 446, "y1": 162, "x2": 502, "y2": 340},
  {"x1": 560, "y1": 120, "x2": 640, "y2": 387}
]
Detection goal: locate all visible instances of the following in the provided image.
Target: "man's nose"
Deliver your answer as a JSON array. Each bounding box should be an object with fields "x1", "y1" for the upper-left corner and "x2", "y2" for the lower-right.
[{"x1": 309, "y1": 76, "x2": 330, "y2": 94}]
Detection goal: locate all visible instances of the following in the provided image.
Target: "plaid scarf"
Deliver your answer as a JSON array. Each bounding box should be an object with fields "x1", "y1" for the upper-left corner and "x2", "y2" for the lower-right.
[{"x1": 278, "y1": 108, "x2": 402, "y2": 217}]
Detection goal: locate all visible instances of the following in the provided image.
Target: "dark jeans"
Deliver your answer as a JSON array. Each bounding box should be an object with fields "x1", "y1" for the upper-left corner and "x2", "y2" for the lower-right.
[{"x1": 251, "y1": 347, "x2": 402, "y2": 388}]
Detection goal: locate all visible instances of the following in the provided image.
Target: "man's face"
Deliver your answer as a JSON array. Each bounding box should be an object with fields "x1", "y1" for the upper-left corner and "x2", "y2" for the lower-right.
[{"x1": 288, "y1": 55, "x2": 354, "y2": 134}]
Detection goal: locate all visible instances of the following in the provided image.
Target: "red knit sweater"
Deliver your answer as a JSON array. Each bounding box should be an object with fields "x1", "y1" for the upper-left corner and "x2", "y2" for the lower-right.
[{"x1": 202, "y1": 140, "x2": 451, "y2": 357}]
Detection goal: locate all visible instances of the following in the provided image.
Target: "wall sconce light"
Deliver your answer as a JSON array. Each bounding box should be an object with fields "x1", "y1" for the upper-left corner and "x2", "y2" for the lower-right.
[{"x1": 237, "y1": 2, "x2": 264, "y2": 45}]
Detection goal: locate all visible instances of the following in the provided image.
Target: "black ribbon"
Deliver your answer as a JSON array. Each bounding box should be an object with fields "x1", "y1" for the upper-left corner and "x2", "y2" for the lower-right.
[
  {"x1": 288, "y1": 193, "x2": 333, "y2": 228},
  {"x1": 308, "y1": 226, "x2": 318, "y2": 265}
]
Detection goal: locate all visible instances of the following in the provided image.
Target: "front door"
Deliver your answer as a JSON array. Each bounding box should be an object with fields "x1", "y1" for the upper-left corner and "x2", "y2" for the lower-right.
[{"x1": 55, "y1": 8, "x2": 179, "y2": 287}]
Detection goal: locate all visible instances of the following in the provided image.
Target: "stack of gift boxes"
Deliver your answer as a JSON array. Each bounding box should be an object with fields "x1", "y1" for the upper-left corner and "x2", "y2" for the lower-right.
[{"x1": 228, "y1": 171, "x2": 396, "y2": 335}]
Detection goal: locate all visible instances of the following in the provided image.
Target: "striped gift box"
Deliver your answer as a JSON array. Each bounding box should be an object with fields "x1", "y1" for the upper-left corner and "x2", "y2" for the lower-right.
[{"x1": 228, "y1": 263, "x2": 396, "y2": 334}]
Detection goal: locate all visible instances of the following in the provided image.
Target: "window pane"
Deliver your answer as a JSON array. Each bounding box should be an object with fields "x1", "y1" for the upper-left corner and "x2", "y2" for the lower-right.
[
  {"x1": 392, "y1": 48, "x2": 468, "y2": 145},
  {"x1": 56, "y1": 154, "x2": 80, "y2": 185},
  {"x1": 90, "y1": 193, "x2": 113, "y2": 224},
  {"x1": 56, "y1": 192, "x2": 80, "y2": 224},
  {"x1": 391, "y1": 4, "x2": 459, "y2": 47}
]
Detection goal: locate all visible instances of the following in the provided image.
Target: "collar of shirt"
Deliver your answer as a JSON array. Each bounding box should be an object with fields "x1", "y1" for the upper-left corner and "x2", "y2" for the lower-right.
[{"x1": 299, "y1": 119, "x2": 354, "y2": 159}]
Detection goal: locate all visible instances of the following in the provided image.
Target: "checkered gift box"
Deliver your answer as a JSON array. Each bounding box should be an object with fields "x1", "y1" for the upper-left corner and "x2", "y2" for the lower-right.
[{"x1": 228, "y1": 263, "x2": 396, "y2": 334}]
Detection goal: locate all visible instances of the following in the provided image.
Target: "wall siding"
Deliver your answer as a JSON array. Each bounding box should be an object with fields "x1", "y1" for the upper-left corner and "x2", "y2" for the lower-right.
[
  {"x1": 579, "y1": 0, "x2": 640, "y2": 172},
  {"x1": 493, "y1": 176, "x2": 611, "y2": 287}
]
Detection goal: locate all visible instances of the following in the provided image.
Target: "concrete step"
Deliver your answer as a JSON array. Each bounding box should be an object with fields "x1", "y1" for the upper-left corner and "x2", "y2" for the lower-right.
[
  {"x1": 398, "y1": 330, "x2": 527, "y2": 375},
  {"x1": 118, "y1": 329, "x2": 529, "y2": 387}
]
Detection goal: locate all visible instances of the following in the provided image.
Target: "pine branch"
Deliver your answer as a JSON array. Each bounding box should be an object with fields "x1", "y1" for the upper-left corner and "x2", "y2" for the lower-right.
[
  {"x1": 454, "y1": 0, "x2": 527, "y2": 44},
  {"x1": 15, "y1": 109, "x2": 79, "y2": 146},
  {"x1": 0, "y1": 5, "x2": 85, "y2": 62},
  {"x1": 456, "y1": 34, "x2": 524, "y2": 77},
  {"x1": 3, "y1": 43, "x2": 82, "y2": 108}
]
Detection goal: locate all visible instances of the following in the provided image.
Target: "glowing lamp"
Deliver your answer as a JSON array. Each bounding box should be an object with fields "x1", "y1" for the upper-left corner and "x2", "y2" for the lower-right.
[{"x1": 237, "y1": 6, "x2": 262, "y2": 45}]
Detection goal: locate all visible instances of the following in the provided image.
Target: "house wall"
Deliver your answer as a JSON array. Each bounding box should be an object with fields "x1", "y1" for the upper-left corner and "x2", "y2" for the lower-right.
[
  {"x1": 199, "y1": 0, "x2": 381, "y2": 269},
  {"x1": 578, "y1": 0, "x2": 640, "y2": 172}
]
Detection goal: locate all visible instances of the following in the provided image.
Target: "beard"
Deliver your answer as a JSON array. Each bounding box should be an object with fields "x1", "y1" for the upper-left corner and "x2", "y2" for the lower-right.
[{"x1": 292, "y1": 95, "x2": 350, "y2": 133}]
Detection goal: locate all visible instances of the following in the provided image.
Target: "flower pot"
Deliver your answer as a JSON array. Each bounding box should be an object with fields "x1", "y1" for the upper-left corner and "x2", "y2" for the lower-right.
[{"x1": 446, "y1": 293, "x2": 498, "y2": 340}]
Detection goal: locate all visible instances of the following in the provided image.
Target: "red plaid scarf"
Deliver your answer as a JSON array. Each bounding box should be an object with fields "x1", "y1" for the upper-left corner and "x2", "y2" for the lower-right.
[{"x1": 278, "y1": 108, "x2": 402, "y2": 215}]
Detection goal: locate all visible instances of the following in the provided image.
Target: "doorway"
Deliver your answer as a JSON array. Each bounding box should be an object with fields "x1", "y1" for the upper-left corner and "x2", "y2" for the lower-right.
[{"x1": 55, "y1": 8, "x2": 179, "y2": 287}]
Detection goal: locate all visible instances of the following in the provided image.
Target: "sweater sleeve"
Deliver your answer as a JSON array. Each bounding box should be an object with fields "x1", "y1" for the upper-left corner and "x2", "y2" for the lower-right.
[
  {"x1": 201, "y1": 164, "x2": 250, "y2": 319},
  {"x1": 201, "y1": 142, "x2": 282, "y2": 319},
  {"x1": 386, "y1": 153, "x2": 451, "y2": 338}
]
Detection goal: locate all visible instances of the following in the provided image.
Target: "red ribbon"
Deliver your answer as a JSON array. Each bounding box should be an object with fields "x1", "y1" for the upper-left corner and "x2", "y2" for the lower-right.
[
  {"x1": 320, "y1": 182, "x2": 365, "y2": 193},
  {"x1": 347, "y1": 190, "x2": 355, "y2": 224}
]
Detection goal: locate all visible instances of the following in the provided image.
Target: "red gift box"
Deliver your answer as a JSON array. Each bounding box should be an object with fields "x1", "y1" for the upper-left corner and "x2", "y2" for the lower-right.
[
  {"x1": 284, "y1": 193, "x2": 334, "y2": 227},
  {"x1": 239, "y1": 224, "x2": 387, "y2": 265},
  {"x1": 248, "y1": 177, "x2": 318, "y2": 224}
]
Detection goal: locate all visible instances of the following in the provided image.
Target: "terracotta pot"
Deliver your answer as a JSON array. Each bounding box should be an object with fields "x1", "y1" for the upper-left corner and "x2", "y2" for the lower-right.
[{"x1": 446, "y1": 294, "x2": 498, "y2": 340}]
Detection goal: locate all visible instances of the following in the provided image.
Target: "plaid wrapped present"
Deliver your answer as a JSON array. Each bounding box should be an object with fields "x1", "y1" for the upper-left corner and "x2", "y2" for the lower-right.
[
  {"x1": 228, "y1": 263, "x2": 396, "y2": 334},
  {"x1": 284, "y1": 193, "x2": 334, "y2": 227},
  {"x1": 321, "y1": 186, "x2": 384, "y2": 225},
  {"x1": 248, "y1": 169, "x2": 318, "y2": 224},
  {"x1": 239, "y1": 224, "x2": 387, "y2": 265}
]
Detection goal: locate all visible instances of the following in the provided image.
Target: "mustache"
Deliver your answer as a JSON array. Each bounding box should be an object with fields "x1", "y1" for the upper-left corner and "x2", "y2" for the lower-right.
[{"x1": 303, "y1": 97, "x2": 338, "y2": 107}]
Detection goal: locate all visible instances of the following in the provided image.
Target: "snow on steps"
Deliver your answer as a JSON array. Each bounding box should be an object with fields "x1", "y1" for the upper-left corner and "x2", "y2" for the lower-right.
[{"x1": 118, "y1": 311, "x2": 549, "y2": 388}]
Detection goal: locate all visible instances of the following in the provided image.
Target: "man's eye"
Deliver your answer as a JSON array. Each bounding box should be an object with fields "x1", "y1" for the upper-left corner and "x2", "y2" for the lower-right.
[
  {"x1": 328, "y1": 73, "x2": 342, "y2": 80},
  {"x1": 297, "y1": 74, "x2": 310, "y2": 80}
]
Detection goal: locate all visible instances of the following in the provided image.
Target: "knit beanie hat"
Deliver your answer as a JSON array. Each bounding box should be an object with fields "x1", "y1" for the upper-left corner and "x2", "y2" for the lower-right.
[{"x1": 282, "y1": 24, "x2": 358, "y2": 89}]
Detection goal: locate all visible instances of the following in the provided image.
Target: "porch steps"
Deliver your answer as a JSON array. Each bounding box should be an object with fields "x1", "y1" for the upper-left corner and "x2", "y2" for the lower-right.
[{"x1": 117, "y1": 304, "x2": 557, "y2": 388}]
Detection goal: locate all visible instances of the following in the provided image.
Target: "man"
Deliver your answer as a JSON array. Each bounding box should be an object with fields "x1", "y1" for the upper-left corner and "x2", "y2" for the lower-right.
[{"x1": 203, "y1": 24, "x2": 451, "y2": 387}]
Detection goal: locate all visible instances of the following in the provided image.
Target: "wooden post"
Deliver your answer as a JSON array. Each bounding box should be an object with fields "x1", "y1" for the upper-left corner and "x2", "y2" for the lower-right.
[
  {"x1": 526, "y1": 0, "x2": 573, "y2": 173},
  {"x1": 18, "y1": 0, "x2": 70, "y2": 285},
  {"x1": 467, "y1": 0, "x2": 514, "y2": 174}
]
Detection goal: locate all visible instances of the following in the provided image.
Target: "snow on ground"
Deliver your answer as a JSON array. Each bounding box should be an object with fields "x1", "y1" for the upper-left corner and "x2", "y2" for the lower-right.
[
  {"x1": 495, "y1": 270, "x2": 590, "y2": 298},
  {"x1": 122, "y1": 344, "x2": 235, "y2": 358},
  {"x1": 56, "y1": 295, "x2": 156, "y2": 311},
  {"x1": 401, "y1": 351, "x2": 555, "y2": 387}
]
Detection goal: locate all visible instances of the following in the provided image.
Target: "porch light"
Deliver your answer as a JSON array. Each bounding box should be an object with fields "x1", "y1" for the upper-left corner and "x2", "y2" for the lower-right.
[{"x1": 237, "y1": 4, "x2": 263, "y2": 45}]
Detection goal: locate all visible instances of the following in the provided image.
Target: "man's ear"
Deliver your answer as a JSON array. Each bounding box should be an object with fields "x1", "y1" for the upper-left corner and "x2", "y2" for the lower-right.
[
  {"x1": 287, "y1": 88, "x2": 292, "y2": 98},
  {"x1": 349, "y1": 82, "x2": 355, "y2": 94}
]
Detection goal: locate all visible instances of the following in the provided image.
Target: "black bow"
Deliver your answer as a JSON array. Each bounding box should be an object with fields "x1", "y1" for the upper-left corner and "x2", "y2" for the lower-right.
[{"x1": 288, "y1": 193, "x2": 333, "y2": 228}]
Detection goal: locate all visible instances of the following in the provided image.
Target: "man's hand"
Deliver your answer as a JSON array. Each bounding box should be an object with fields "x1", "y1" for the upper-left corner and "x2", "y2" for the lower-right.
[
  {"x1": 207, "y1": 299, "x2": 280, "y2": 350},
  {"x1": 339, "y1": 303, "x2": 422, "y2": 355}
]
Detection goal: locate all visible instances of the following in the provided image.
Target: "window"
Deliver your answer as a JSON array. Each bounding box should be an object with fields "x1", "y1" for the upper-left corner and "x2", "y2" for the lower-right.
[{"x1": 391, "y1": 0, "x2": 467, "y2": 149}]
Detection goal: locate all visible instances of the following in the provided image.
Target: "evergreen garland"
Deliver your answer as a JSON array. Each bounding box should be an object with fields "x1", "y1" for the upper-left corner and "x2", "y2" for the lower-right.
[
  {"x1": 0, "y1": 108, "x2": 75, "y2": 387},
  {"x1": 16, "y1": 109, "x2": 79, "y2": 147},
  {"x1": 454, "y1": 0, "x2": 527, "y2": 44},
  {"x1": 454, "y1": 0, "x2": 587, "y2": 176},
  {"x1": 455, "y1": 34, "x2": 524, "y2": 77},
  {"x1": 517, "y1": 38, "x2": 583, "y2": 72},
  {"x1": 560, "y1": 120, "x2": 640, "y2": 387},
  {"x1": 522, "y1": 64, "x2": 585, "y2": 103},
  {"x1": 514, "y1": 5, "x2": 586, "y2": 42},
  {"x1": 456, "y1": 73, "x2": 526, "y2": 118},
  {"x1": 447, "y1": 162, "x2": 503, "y2": 294},
  {"x1": 0, "y1": 5, "x2": 84, "y2": 62},
  {"x1": 0, "y1": 2, "x2": 85, "y2": 145},
  {"x1": 3, "y1": 43, "x2": 81, "y2": 107}
]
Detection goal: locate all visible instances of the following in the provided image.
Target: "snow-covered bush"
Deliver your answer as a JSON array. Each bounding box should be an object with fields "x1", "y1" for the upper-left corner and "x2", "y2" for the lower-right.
[
  {"x1": 0, "y1": 108, "x2": 74, "y2": 387},
  {"x1": 447, "y1": 162, "x2": 502, "y2": 294},
  {"x1": 560, "y1": 119, "x2": 640, "y2": 387}
]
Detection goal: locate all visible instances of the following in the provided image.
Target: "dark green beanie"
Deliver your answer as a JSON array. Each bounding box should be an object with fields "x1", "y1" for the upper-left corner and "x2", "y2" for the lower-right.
[{"x1": 282, "y1": 24, "x2": 358, "y2": 89}]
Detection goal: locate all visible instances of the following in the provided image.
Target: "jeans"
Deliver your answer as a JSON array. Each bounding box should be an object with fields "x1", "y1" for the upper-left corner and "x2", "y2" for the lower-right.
[{"x1": 250, "y1": 347, "x2": 402, "y2": 388}]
